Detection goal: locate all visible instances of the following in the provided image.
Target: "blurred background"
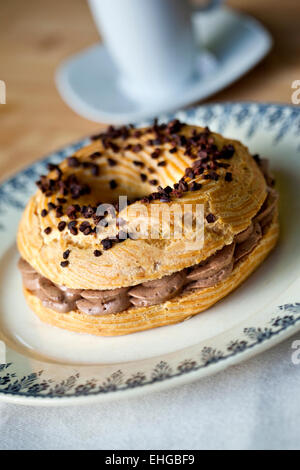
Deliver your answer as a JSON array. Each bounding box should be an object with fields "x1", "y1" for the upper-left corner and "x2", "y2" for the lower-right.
[{"x1": 0, "y1": 0, "x2": 299, "y2": 182}]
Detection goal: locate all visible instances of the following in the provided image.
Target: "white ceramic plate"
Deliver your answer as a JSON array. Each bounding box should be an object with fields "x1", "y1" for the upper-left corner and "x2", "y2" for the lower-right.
[
  {"x1": 55, "y1": 7, "x2": 272, "y2": 123},
  {"x1": 0, "y1": 102, "x2": 299, "y2": 406}
]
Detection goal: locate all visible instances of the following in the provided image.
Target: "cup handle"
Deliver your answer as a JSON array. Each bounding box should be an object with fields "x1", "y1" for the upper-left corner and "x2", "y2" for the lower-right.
[{"x1": 191, "y1": 0, "x2": 225, "y2": 12}]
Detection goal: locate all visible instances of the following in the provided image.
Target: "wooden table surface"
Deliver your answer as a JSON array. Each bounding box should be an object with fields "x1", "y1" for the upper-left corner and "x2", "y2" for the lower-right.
[{"x1": 0, "y1": 0, "x2": 299, "y2": 181}]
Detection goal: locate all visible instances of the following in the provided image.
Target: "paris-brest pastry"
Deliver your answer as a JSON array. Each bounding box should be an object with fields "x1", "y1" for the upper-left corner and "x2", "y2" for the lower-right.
[{"x1": 18, "y1": 120, "x2": 279, "y2": 335}]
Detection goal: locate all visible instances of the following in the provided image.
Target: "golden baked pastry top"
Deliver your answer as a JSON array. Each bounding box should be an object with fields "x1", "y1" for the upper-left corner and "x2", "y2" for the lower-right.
[{"x1": 17, "y1": 120, "x2": 267, "y2": 289}]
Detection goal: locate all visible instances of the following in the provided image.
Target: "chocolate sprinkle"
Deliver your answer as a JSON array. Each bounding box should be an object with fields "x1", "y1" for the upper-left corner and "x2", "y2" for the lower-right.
[
  {"x1": 109, "y1": 180, "x2": 117, "y2": 190},
  {"x1": 64, "y1": 175, "x2": 91, "y2": 200},
  {"x1": 41, "y1": 209, "x2": 48, "y2": 217},
  {"x1": 48, "y1": 202, "x2": 56, "y2": 211},
  {"x1": 171, "y1": 189, "x2": 183, "y2": 198},
  {"x1": 132, "y1": 144, "x2": 143, "y2": 153},
  {"x1": 67, "y1": 156, "x2": 80, "y2": 168},
  {"x1": 151, "y1": 149, "x2": 161, "y2": 159},
  {"x1": 55, "y1": 206, "x2": 63, "y2": 218},
  {"x1": 109, "y1": 142, "x2": 120, "y2": 153},
  {"x1": 47, "y1": 163, "x2": 58, "y2": 172},
  {"x1": 253, "y1": 154, "x2": 261, "y2": 164},
  {"x1": 44, "y1": 227, "x2": 52, "y2": 235},
  {"x1": 221, "y1": 144, "x2": 235, "y2": 159},
  {"x1": 133, "y1": 160, "x2": 145, "y2": 168},
  {"x1": 90, "y1": 163, "x2": 99, "y2": 176},
  {"x1": 90, "y1": 151, "x2": 102, "y2": 160},
  {"x1": 81, "y1": 205, "x2": 95, "y2": 218},
  {"x1": 140, "y1": 196, "x2": 150, "y2": 204},
  {"x1": 60, "y1": 260, "x2": 69, "y2": 268},
  {"x1": 66, "y1": 205, "x2": 79, "y2": 219},
  {"x1": 93, "y1": 250, "x2": 102, "y2": 257},
  {"x1": 185, "y1": 168, "x2": 195, "y2": 179},
  {"x1": 63, "y1": 249, "x2": 70, "y2": 260},
  {"x1": 58, "y1": 221, "x2": 66, "y2": 232},
  {"x1": 133, "y1": 130, "x2": 142, "y2": 138},
  {"x1": 79, "y1": 221, "x2": 91, "y2": 233},
  {"x1": 198, "y1": 150, "x2": 208, "y2": 159},
  {"x1": 101, "y1": 238, "x2": 113, "y2": 250},
  {"x1": 203, "y1": 171, "x2": 219, "y2": 181},
  {"x1": 225, "y1": 172, "x2": 233, "y2": 182},
  {"x1": 140, "y1": 173, "x2": 147, "y2": 182},
  {"x1": 190, "y1": 182, "x2": 202, "y2": 191},
  {"x1": 206, "y1": 213, "x2": 216, "y2": 223},
  {"x1": 108, "y1": 158, "x2": 117, "y2": 167},
  {"x1": 217, "y1": 162, "x2": 230, "y2": 169},
  {"x1": 178, "y1": 180, "x2": 188, "y2": 192},
  {"x1": 68, "y1": 221, "x2": 78, "y2": 236}
]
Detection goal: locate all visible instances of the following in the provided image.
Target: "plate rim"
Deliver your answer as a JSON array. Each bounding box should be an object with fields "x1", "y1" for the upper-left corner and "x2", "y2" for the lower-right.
[{"x1": 1, "y1": 319, "x2": 300, "y2": 406}]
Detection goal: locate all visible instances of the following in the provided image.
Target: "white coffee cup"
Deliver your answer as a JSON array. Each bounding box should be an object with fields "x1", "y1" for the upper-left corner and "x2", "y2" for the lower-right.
[{"x1": 88, "y1": 0, "x2": 224, "y2": 102}]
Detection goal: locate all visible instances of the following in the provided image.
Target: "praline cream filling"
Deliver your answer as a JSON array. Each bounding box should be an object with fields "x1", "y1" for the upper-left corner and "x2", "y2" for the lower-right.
[{"x1": 19, "y1": 187, "x2": 277, "y2": 316}]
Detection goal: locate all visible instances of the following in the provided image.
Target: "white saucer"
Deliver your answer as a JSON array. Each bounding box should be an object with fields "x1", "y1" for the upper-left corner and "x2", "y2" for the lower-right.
[{"x1": 56, "y1": 7, "x2": 272, "y2": 124}]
